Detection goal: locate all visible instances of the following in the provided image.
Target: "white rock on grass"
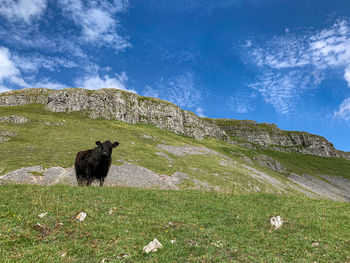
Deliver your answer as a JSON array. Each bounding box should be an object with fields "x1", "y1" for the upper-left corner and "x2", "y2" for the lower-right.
[
  {"x1": 38, "y1": 212, "x2": 48, "y2": 218},
  {"x1": 270, "y1": 215, "x2": 283, "y2": 229},
  {"x1": 143, "y1": 238, "x2": 163, "y2": 253},
  {"x1": 76, "y1": 212, "x2": 87, "y2": 222}
]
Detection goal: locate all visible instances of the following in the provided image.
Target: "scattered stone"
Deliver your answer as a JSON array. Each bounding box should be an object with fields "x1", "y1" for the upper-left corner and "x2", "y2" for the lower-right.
[
  {"x1": 131, "y1": 141, "x2": 135, "y2": 145},
  {"x1": 0, "y1": 137, "x2": 10, "y2": 143},
  {"x1": 170, "y1": 239, "x2": 176, "y2": 244},
  {"x1": 61, "y1": 252, "x2": 66, "y2": 257},
  {"x1": 312, "y1": 242, "x2": 320, "y2": 247},
  {"x1": 270, "y1": 215, "x2": 283, "y2": 229},
  {"x1": 157, "y1": 144, "x2": 216, "y2": 156},
  {"x1": 76, "y1": 212, "x2": 87, "y2": 222},
  {"x1": 38, "y1": 212, "x2": 48, "y2": 218},
  {"x1": 253, "y1": 186, "x2": 260, "y2": 192},
  {"x1": 109, "y1": 207, "x2": 117, "y2": 215},
  {"x1": 240, "y1": 155, "x2": 253, "y2": 164},
  {"x1": 210, "y1": 241, "x2": 223, "y2": 248},
  {"x1": 188, "y1": 240, "x2": 199, "y2": 247},
  {"x1": 0, "y1": 131, "x2": 15, "y2": 144},
  {"x1": 143, "y1": 238, "x2": 163, "y2": 253},
  {"x1": 0, "y1": 115, "x2": 28, "y2": 124},
  {"x1": 116, "y1": 254, "x2": 128, "y2": 259},
  {"x1": 0, "y1": 130, "x2": 17, "y2": 138}
]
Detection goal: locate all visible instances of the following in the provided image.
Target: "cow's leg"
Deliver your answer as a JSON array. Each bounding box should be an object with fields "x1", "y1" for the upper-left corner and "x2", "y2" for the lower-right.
[
  {"x1": 86, "y1": 167, "x2": 94, "y2": 186},
  {"x1": 87, "y1": 177, "x2": 93, "y2": 186},
  {"x1": 99, "y1": 177, "x2": 105, "y2": 186},
  {"x1": 76, "y1": 174, "x2": 84, "y2": 186}
]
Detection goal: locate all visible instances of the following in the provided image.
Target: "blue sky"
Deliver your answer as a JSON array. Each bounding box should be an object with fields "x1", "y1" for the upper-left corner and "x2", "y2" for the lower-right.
[{"x1": 0, "y1": 0, "x2": 350, "y2": 151}]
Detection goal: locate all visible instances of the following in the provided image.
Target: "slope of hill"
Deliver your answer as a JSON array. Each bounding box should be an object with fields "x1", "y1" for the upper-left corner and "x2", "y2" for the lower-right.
[
  {"x1": 1, "y1": 91, "x2": 350, "y2": 262},
  {"x1": 0, "y1": 102, "x2": 349, "y2": 202},
  {"x1": 1, "y1": 88, "x2": 349, "y2": 160}
]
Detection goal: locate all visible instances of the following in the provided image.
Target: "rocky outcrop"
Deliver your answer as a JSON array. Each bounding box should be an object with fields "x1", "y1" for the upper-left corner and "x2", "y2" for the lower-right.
[
  {"x1": 43, "y1": 88, "x2": 225, "y2": 140},
  {"x1": 211, "y1": 119, "x2": 350, "y2": 160},
  {"x1": 1, "y1": 88, "x2": 349, "y2": 159},
  {"x1": 253, "y1": 154, "x2": 288, "y2": 174},
  {"x1": 0, "y1": 115, "x2": 29, "y2": 123}
]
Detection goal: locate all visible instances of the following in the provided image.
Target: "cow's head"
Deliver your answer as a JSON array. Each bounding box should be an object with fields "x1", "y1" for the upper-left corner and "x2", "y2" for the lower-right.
[{"x1": 96, "y1": 140, "x2": 119, "y2": 157}]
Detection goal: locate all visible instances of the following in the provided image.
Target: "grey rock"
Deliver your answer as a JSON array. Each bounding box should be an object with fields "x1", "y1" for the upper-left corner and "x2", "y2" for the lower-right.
[
  {"x1": 0, "y1": 115, "x2": 29, "y2": 123},
  {"x1": 242, "y1": 164, "x2": 287, "y2": 192},
  {"x1": 0, "y1": 164, "x2": 189, "y2": 190},
  {"x1": 253, "y1": 154, "x2": 288, "y2": 174},
  {"x1": 155, "y1": 152, "x2": 173, "y2": 162},
  {"x1": 288, "y1": 173, "x2": 350, "y2": 202}
]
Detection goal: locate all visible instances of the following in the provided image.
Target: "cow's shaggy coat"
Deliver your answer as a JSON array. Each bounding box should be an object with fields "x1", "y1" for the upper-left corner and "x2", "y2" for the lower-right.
[{"x1": 75, "y1": 140, "x2": 119, "y2": 186}]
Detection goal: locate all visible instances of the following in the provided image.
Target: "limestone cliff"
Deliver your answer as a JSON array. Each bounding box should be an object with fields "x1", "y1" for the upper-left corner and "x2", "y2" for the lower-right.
[{"x1": 1, "y1": 88, "x2": 349, "y2": 160}]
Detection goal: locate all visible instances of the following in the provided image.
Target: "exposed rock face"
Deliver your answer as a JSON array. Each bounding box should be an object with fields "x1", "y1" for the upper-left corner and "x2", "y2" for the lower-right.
[
  {"x1": 253, "y1": 154, "x2": 288, "y2": 174},
  {"x1": 1, "y1": 88, "x2": 349, "y2": 159},
  {"x1": 212, "y1": 119, "x2": 350, "y2": 160},
  {"x1": 44, "y1": 88, "x2": 226, "y2": 140}
]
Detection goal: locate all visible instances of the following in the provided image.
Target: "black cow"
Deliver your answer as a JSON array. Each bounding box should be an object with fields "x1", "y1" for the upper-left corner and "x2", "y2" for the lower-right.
[{"x1": 75, "y1": 140, "x2": 119, "y2": 186}]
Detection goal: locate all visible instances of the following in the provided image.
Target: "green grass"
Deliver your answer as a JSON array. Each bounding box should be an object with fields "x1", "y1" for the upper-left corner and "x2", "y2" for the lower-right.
[
  {"x1": 0, "y1": 185, "x2": 349, "y2": 262},
  {"x1": 260, "y1": 149, "x2": 350, "y2": 180},
  {"x1": 1, "y1": 103, "x2": 350, "y2": 190}
]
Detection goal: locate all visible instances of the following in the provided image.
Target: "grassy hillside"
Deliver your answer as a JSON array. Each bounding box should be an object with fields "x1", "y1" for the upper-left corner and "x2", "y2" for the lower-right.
[
  {"x1": 1, "y1": 104, "x2": 350, "y2": 262},
  {"x1": 1, "y1": 104, "x2": 350, "y2": 183},
  {"x1": 1, "y1": 185, "x2": 349, "y2": 262}
]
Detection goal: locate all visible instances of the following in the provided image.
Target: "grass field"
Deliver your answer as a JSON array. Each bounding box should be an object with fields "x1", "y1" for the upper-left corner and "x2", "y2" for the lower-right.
[
  {"x1": 1, "y1": 104, "x2": 350, "y2": 262},
  {"x1": 0, "y1": 185, "x2": 349, "y2": 262}
]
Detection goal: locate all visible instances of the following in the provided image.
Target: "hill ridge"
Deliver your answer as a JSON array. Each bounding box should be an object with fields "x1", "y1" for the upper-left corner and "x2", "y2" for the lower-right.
[{"x1": 1, "y1": 88, "x2": 349, "y2": 160}]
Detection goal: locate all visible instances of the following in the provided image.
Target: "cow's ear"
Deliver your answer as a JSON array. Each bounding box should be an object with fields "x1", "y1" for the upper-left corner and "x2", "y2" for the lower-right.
[
  {"x1": 95, "y1": 141, "x2": 102, "y2": 146},
  {"x1": 112, "y1": 141, "x2": 119, "y2": 148}
]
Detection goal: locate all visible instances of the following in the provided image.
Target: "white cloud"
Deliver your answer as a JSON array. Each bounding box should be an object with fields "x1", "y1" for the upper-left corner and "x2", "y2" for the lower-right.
[
  {"x1": 244, "y1": 19, "x2": 350, "y2": 116},
  {"x1": 58, "y1": 0, "x2": 130, "y2": 51},
  {"x1": 12, "y1": 54, "x2": 78, "y2": 74},
  {"x1": 334, "y1": 97, "x2": 350, "y2": 121},
  {"x1": 0, "y1": 47, "x2": 19, "y2": 81},
  {"x1": 142, "y1": 72, "x2": 202, "y2": 110},
  {"x1": 34, "y1": 79, "x2": 69, "y2": 90},
  {"x1": 0, "y1": 85, "x2": 11, "y2": 93},
  {"x1": 227, "y1": 92, "x2": 256, "y2": 114},
  {"x1": 0, "y1": 46, "x2": 68, "y2": 90},
  {"x1": 75, "y1": 72, "x2": 135, "y2": 92},
  {"x1": 161, "y1": 72, "x2": 201, "y2": 108},
  {"x1": 195, "y1": 107, "x2": 205, "y2": 117},
  {"x1": 143, "y1": 85, "x2": 159, "y2": 98},
  {"x1": 344, "y1": 67, "x2": 350, "y2": 87},
  {"x1": 0, "y1": 0, "x2": 47, "y2": 23}
]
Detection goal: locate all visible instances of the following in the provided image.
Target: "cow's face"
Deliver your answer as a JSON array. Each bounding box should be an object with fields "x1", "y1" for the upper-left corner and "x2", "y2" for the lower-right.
[{"x1": 96, "y1": 140, "x2": 119, "y2": 157}]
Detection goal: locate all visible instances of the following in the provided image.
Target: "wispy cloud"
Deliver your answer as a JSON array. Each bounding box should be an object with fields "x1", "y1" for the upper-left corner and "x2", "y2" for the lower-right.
[
  {"x1": 0, "y1": 46, "x2": 69, "y2": 91},
  {"x1": 143, "y1": 72, "x2": 202, "y2": 110},
  {"x1": 195, "y1": 107, "x2": 206, "y2": 117},
  {"x1": 227, "y1": 92, "x2": 257, "y2": 114},
  {"x1": 74, "y1": 72, "x2": 135, "y2": 93},
  {"x1": 334, "y1": 97, "x2": 350, "y2": 121},
  {"x1": 243, "y1": 19, "x2": 350, "y2": 116},
  {"x1": 0, "y1": 85, "x2": 11, "y2": 93},
  {"x1": 0, "y1": 0, "x2": 47, "y2": 23},
  {"x1": 0, "y1": 46, "x2": 19, "y2": 81},
  {"x1": 58, "y1": 0, "x2": 130, "y2": 51}
]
